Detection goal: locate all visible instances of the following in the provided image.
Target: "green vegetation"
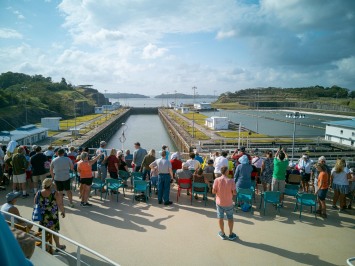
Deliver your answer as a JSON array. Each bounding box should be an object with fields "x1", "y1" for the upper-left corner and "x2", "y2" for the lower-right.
[
  {"x1": 216, "y1": 85, "x2": 355, "y2": 112},
  {"x1": 166, "y1": 110, "x2": 210, "y2": 140},
  {"x1": 181, "y1": 113, "x2": 208, "y2": 126},
  {"x1": 0, "y1": 71, "x2": 109, "y2": 130}
]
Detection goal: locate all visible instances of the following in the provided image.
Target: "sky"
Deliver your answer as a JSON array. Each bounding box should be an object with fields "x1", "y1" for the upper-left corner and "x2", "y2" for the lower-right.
[{"x1": 0, "y1": 0, "x2": 354, "y2": 96}]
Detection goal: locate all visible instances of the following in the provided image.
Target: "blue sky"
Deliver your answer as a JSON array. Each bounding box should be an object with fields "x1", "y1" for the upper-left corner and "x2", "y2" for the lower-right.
[{"x1": 0, "y1": 0, "x2": 354, "y2": 95}]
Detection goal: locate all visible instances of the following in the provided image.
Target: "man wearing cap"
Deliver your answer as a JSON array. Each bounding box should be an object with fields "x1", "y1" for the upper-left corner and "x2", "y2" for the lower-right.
[
  {"x1": 30, "y1": 146, "x2": 49, "y2": 193},
  {"x1": 50, "y1": 148, "x2": 74, "y2": 208},
  {"x1": 232, "y1": 146, "x2": 252, "y2": 165},
  {"x1": 12, "y1": 146, "x2": 30, "y2": 198},
  {"x1": 133, "y1": 142, "x2": 147, "y2": 172},
  {"x1": 1, "y1": 192, "x2": 32, "y2": 229},
  {"x1": 150, "y1": 150, "x2": 173, "y2": 205},
  {"x1": 297, "y1": 154, "x2": 313, "y2": 193},
  {"x1": 96, "y1": 141, "x2": 108, "y2": 181}
]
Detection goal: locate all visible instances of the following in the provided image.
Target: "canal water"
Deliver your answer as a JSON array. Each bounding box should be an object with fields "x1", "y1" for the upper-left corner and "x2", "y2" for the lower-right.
[{"x1": 106, "y1": 114, "x2": 177, "y2": 152}]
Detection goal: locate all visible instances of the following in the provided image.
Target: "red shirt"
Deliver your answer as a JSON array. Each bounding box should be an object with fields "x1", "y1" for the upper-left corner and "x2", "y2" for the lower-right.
[
  {"x1": 170, "y1": 159, "x2": 183, "y2": 170},
  {"x1": 107, "y1": 155, "x2": 119, "y2": 173}
]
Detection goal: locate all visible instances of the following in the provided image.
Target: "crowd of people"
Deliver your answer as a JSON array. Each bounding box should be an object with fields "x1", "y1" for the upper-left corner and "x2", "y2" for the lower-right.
[{"x1": 0, "y1": 140, "x2": 355, "y2": 243}]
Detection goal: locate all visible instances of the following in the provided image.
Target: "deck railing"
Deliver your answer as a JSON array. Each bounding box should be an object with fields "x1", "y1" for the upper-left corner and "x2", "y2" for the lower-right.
[{"x1": 1, "y1": 210, "x2": 119, "y2": 266}]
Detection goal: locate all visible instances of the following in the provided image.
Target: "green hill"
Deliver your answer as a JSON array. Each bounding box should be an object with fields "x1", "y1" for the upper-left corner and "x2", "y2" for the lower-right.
[{"x1": 0, "y1": 72, "x2": 108, "y2": 131}]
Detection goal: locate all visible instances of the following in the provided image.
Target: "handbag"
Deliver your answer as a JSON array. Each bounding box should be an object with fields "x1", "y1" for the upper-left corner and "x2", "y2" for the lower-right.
[{"x1": 32, "y1": 191, "x2": 42, "y2": 222}]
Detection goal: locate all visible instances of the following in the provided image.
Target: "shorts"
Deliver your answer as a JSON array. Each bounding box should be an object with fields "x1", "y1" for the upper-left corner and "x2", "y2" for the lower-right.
[
  {"x1": 272, "y1": 179, "x2": 286, "y2": 193},
  {"x1": 80, "y1": 178, "x2": 93, "y2": 186},
  {"x1": 216, "y1": 204, "x2": 234, "y2": 220},
  {"x1": 317, "y1": 189, "x2": 328, "y2": 201},
  {"x1": 13, "y1": 173, "x2": 26, "y2": 183},
  {"x1": 301, "y1": 173, "x2": 311, "y2": 182},
  {"x1": 55, "y1": 179, "x2": 71, "y2": 191},
  {"x1": 332, "y1": 183, "x2": 349, "y2": 194},
  {"x1": 32, "y1": 174, "x2": 48, "y2": 184}
]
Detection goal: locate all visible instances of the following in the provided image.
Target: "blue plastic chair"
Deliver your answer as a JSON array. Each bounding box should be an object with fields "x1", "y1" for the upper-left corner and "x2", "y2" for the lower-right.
[
  {"x1": 91, "y1": 177, "x2": 105, "y2": 201},
  {"x1": 131, "y1": 172, "x2": 143, "y2": 190},
  {"x1": 236, "y1": 188, "x2": 253, "y2": 213},
  {"x1": 118, "y1": 170, "x2": 130, "y2": 188},
  {"x1": 133, "y1": 180, "x2": 150, "y2": 203},
  {"x1": 105, "y1": 178, "x2": 125, "y2": 201},
  {"x1": 191, "y1": 182, "x2": 208, "y2": 206},
  {"x1": 259, "y1": 191, "x2": 281, "y2": 215},
  {"x1": 284, "y1": 184, "x2": 300, "y2": 198},
  {"x1": 294, "y1": 193, "x2": 317, "y2": 220}
]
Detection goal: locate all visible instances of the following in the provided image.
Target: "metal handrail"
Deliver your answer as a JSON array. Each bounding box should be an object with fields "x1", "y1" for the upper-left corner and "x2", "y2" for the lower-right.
[{"x1": 1, "y1": 210, "x2": 119, "y2": 266}]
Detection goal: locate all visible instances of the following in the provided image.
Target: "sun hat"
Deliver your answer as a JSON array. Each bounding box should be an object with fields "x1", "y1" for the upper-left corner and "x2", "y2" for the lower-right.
[
  {"x1": 238, "y1": 155, "x2": 249, "y2": 165},
  {"x1": 6, "y1": 192, "x2": 22, "y2": 202},
  {"x1": 100, "y1": 141, "x2": 106, "y2": 147}
]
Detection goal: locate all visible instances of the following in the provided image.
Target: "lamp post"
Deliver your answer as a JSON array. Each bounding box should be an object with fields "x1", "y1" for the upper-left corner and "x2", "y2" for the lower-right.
[
  {"x1": 119, "y1": 123, "x2": 128, "y2": 150},
  {"x1": 192, "y1": 86, "x2": 197, "y2": 139},
  {"x1": 73, "y1": 100, "x2": 77, "y2": 139},
  {"x1": 213, "y1": 90, "x2": 217, "y2": 116},
  {"x1": 285, "y1": 112, "x2": 306, "y2": 161}
]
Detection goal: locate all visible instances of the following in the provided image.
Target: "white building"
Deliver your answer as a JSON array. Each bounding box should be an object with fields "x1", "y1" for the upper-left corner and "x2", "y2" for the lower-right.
[
  {"x1": 0, "y1": 125, "x2": 48, "y2": 145},
  {"x1": 95, "y1": 102, "x2": 121, "y2": 114},
  {"x1": 205, "y1": 116, "x2": 229, "y2": 130},
  {"x1": 194, "y1": 102, "x2": 212, "y2": 110},
  {"x1": 41, "y1": 117, "x2": 62, "y2": 131},
  {"x1": 324, "y1": 119, "x2": 355, "y2": 147}
]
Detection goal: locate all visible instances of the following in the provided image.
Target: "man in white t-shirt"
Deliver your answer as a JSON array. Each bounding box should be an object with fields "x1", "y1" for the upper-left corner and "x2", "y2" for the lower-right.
[
  {"x1": 186, "y1": 152, "x2": 201, "y2": 171},
  {"x1": 214, "y1": 151, "x2": 229, "y2": 177}
]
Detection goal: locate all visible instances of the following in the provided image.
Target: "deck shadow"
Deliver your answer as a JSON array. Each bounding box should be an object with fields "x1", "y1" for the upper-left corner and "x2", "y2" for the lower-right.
[{"x1": 236, "y1": 239, "x2": 338, "y2": 266}]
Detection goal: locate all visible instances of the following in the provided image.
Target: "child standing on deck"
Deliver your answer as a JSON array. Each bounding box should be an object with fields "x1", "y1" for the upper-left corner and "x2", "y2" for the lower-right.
[{"x1": 315, "y1": 163, "x2": 329, "y2": 218}]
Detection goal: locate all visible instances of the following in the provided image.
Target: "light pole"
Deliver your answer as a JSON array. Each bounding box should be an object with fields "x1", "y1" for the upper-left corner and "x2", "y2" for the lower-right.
[
  {"x1": 285, "y1": 111, "x2": 306, "y2": 161},
  {"x1": 73, "y1": 100, "x2": 77, "y2": 139},
  {"x1": 213, "y1": 90, "x2": 217, "y2": 116},
  {"x1": 256, "y1": 90, "x2": 259, "y2": 133},
  {"x1": 119, "y1": 123, "x2": 128, "y2": 150},
  {"x1": 192, "y1": 86, "x2": 197, "y2": 138}
]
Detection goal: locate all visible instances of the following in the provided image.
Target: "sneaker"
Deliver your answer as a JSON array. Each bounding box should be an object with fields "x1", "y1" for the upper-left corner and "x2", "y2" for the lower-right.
[
  {"x1": 331, "y1": 205, "x2": 338, "y2": 210},
  {"x1": 218, "y1": 231, "x2": 227, "y2": 240},
  {"x1": 84, "y1": 202, "x2": 92, "y2": 207},
  {"x1": 164, "y1": 201, "x2": 173, "y2": 206},
  {"x1": 69, "y1": 203, "x2": 75, "y2": 208},
  {"x1": 80, "y1": 202, "x2": 85, "y2": 207},
  {"x1": 158, "y1": 200, "x2": 163, "y2": 204},
  {"x1": 228, "y1": 233, "x2": 238, "y2": 241},
  {"x1": 339, "y1": 208, "x2": 346, "y2": 213}
]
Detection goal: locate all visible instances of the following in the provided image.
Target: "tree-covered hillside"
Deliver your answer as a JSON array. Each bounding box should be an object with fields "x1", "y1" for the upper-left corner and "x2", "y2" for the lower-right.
[{"x1": 0, "y1": 72, "x2": 108, "y2": 131}]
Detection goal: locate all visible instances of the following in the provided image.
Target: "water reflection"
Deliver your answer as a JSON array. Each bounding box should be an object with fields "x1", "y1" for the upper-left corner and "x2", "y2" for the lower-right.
[{"x1": 106, "y1": 114, "x2": 177, "y2": 152}]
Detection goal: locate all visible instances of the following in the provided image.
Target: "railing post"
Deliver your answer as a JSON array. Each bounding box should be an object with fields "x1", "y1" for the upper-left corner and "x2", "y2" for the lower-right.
[
  {"x1": 42, "y1": 230, "x2": 46, "y2": 251},
  {"x1": 10, "y1": 216, "x2": 14, "y2": 228},
  {"x1": 77, "y1": 246, "x2": 81, "y2": 266}
]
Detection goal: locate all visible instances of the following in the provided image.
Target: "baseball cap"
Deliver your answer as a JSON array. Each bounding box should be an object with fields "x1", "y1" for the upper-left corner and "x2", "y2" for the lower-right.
[{"x1": 6, "y1": 192, "x2": 21, "y2": 202}]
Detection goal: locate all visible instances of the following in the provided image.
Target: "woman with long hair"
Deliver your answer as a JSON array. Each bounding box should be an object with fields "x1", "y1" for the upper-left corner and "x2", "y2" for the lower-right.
[
  {"x1": 331, "y1": 159, "x2": 351, "y2": 212},
  {"x1": 260, "y1": 151, "x2": 274, "y2": 192},
  {"x1": 107, "y1": 148, "x2": 119, "y2": 179}
]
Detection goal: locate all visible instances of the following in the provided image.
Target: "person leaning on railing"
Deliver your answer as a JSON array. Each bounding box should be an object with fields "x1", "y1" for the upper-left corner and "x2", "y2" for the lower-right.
[{"x1": 34, "y1": 178, "x2": 66, "y2": 251}]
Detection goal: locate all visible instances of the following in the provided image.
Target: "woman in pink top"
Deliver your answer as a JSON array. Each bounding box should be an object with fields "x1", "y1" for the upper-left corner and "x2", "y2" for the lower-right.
[{"x1": 212, "y1": 166, "x2": 237, "y2": 241}]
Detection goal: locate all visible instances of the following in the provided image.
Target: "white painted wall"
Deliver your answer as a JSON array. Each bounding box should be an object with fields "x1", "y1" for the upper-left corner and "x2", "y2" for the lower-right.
[{"x1": 325, "y1": 125, "x2": 355, "y2": 147}]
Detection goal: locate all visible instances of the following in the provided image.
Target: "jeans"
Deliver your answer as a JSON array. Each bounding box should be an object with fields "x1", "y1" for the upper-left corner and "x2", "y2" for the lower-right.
[
  {"x1": 142, "y1": 169, "x2": 151, "y2": 181},
  {"x1": 134, "y1": 165, "x2": 141, "y2": 172},
  {"x1": 98, "y1": 164, "x2": 107, "y2": 181},
  {"x1": 158, "y1": 173, "x2": 171, "y2": 203}
]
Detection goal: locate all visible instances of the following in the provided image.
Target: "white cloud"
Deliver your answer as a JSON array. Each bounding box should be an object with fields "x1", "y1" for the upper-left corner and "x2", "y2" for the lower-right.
[
  {"x1": 142, "y1": 43, "x2": 168, "y2": 59},
  {"x1": 216, "y1": 30, "x2": 236, "y2": 40},
  {"x1": 0, "y1": 28, "x2": 23, "y2": 39}
]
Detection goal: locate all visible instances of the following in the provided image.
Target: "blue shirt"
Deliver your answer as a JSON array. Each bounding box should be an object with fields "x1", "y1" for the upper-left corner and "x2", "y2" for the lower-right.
[{"x1": 234, "y1": 164, "x2": 253, "y2": 189}]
